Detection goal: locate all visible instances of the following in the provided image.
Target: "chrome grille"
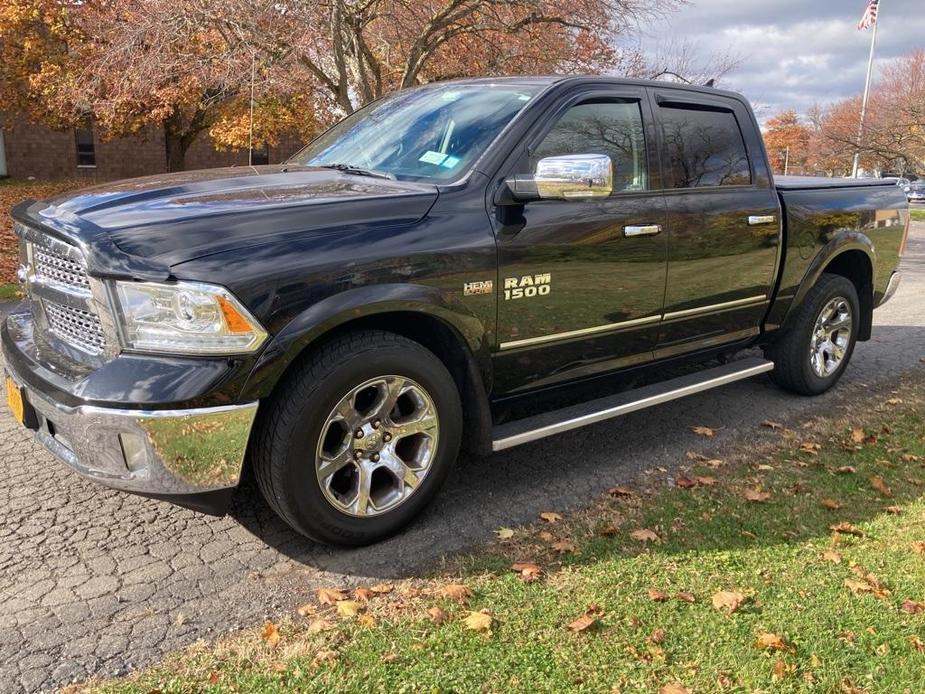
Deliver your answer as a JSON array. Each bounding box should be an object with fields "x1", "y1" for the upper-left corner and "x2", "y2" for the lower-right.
[
  {"x1": 42, "y1": 301, "x2": 107, "y2": 355},
  {"x1": 12, "y1": 221, "x2": 110, "y2": 358},
  {"x1": 33, "y1": 242, "x2": 91, "y2": 293}
]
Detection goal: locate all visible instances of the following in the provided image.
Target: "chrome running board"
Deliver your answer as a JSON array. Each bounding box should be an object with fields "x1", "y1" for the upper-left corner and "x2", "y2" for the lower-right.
[{"x1": 491, "y1": 357, "x2": 774, "y2": 452}]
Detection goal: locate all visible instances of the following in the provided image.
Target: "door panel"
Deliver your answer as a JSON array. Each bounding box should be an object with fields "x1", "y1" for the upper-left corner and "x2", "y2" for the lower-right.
[
  {"x1": 653, "y1": 97, "x2": 781, "y2": 354},
  {"x1": 490, "y1": 91, "x2": 668, "y2": 395}
]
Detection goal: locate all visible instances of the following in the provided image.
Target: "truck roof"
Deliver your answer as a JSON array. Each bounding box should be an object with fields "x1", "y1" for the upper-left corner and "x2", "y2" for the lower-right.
[{"x1": 415, "y1": 74, "x2": 745, "y2": 102}]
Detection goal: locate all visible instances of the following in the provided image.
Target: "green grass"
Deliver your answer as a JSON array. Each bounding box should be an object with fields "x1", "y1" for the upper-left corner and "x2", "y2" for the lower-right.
[
  {"x1": 88, "y1": 377, "x2": 925, "y2": 693},
  {"x1": 0, "y1": 283, "x2": 21, "y2": 300},
  {"x1": 909, "y1": 208, "x2": 925, "y2": 223}
]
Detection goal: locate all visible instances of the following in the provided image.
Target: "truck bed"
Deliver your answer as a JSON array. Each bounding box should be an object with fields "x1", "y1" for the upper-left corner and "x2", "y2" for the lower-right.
[{"x1": 774, "y1": 175, "x2": 899, "y2": 191}]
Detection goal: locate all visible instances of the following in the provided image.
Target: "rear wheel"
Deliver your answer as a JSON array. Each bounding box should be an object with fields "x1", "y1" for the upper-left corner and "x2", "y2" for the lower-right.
[
  {"x1": 766, "y1": 273, "x2": 860, "y2": 395},
  {"x1": 252, "y1": 330, "x2": 462, "y2": 545}
]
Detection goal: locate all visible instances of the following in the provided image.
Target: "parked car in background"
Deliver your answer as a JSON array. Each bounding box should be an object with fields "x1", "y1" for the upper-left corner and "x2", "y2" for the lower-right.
[
  {"x1": 906, "y1": 180, "x2": 925, "y2": 203},
  {"x1": 3, "y1": 76, "x2": 911, "y2": 545}
]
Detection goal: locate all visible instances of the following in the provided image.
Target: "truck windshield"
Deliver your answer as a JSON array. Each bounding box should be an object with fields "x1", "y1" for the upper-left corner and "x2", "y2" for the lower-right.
[{"x1": 289, "y1": 83, "x2": 541, "y2": 182}]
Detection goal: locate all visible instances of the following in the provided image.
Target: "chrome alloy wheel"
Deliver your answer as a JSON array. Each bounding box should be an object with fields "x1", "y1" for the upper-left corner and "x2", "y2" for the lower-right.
[
  {"x1": 809, "y1": 296, "x2": 853, "y2": 378},
  {"x1": 315, "y1": 375, "x2": 439, "y2": 517}
]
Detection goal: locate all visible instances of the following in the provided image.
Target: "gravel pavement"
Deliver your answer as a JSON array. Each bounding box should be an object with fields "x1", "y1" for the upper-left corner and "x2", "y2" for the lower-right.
[{"x1": 1, "y1": 224, "x2": 923, "y2": 693}]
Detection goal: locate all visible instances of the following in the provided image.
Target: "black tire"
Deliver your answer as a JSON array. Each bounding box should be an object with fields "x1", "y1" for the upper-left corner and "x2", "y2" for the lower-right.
[
  {"x1": 251, "y1": 330, "x2": 462, "y2": 546},
  {"x1": 765, "y1": 273, "x2": 860, "y2": 395}
]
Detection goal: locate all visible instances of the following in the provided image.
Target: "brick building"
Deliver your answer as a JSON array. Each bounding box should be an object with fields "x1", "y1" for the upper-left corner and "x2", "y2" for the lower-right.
[{"x1": 0, "y1": 117, "x2": 306, "y2": 181}]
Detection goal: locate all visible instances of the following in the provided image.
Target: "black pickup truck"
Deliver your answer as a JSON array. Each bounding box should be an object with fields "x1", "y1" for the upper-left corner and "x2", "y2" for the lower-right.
[{"x1": 3, "y1": 76, "x2": 909, "y2": 545}]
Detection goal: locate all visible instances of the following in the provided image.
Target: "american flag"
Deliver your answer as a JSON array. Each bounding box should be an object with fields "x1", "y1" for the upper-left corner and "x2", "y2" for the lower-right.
[{"x1": 857, "y1": 0, "x2": 879, "y2": 31}]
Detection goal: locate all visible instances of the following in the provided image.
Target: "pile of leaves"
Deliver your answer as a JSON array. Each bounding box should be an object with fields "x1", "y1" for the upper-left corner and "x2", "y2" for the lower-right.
[{"x1": 0, "y1": 179, "x2": 80, "y2": 285}]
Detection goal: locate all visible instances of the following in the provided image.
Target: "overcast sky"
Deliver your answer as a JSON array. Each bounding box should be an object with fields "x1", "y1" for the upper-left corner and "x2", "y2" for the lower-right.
[{"x1": 637, "y1": 0, "x2": 925, "y2": 120}]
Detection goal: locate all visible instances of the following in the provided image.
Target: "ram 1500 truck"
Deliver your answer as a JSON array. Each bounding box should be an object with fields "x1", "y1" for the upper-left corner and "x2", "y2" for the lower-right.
[{"x1": 3, "y1": 77, "x2": 909, "y2": 545}]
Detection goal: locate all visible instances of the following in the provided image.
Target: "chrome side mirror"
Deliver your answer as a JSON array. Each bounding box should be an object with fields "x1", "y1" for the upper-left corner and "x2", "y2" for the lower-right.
[{"x1": 534, "y1": 154, "x2": 613, "y2": 200}]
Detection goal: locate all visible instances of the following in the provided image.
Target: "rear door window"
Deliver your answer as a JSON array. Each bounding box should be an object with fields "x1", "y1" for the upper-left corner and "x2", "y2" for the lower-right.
[{"x1": 659, "y1": 105, "x2": 751, "y2": 188}]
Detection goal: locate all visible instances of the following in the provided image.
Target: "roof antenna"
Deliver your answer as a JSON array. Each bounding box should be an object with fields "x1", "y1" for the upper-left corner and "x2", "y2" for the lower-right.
[{"x1": 704, "y1": 78, "x2": 716, "y2": 88}]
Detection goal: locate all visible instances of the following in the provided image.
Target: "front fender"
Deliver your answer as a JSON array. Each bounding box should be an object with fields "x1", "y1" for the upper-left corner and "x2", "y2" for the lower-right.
[{"x1": 239, "y1": 283, "x2": 491, "y2": 400}]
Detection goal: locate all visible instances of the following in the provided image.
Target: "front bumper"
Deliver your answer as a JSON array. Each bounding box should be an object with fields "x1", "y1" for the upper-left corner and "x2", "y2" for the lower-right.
[{"x1": 2, "y1": 307, "x2": 259, "y2": 513}]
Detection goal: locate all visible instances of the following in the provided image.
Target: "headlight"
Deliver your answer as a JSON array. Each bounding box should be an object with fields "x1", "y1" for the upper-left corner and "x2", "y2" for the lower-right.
[{"x1": 112, "y1": 280, "x2": 268, "y2": 355}]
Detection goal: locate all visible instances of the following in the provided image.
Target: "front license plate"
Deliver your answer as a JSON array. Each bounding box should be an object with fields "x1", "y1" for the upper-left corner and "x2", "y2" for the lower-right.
[{"x1": 5, "y1": 376, "x2": 24, "y2": 425}]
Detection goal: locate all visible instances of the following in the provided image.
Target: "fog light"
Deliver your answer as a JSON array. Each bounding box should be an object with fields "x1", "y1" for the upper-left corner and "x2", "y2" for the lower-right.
[{"x1": 119, "y1": 433, "x2": 148, "y2": 472}]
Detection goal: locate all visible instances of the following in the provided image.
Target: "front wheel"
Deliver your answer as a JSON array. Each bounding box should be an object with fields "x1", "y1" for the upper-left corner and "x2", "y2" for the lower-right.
[
  {"x1": 766, "y1": 273, "x2": 860, "y2": 395},
  {"x1": 251, "y1": 330, "x2": 462, "y2": 545}
]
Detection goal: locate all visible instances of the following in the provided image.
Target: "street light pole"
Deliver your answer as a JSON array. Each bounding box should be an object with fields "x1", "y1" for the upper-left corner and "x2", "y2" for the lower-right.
[{"x1": 852, "y1": 1, "x2": 881, "y2": 178}]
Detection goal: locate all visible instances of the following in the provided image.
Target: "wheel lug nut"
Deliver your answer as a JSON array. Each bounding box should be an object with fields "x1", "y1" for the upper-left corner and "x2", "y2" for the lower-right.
[
  {"x1": 354, "y1": 429, "x2": 364, "y2": 439},
  {"x1": 372, "y1": 420, "x2": 381, "y2": 429},
  {"x1": 354, "y1": 449, "x2": 362, "y2": 459},
  {"x1": 371, "y1": 453, "x2": 380, "y2": 462},
  {"x1": 383, "y1": 433, "x2": 392, "y2": 442}
]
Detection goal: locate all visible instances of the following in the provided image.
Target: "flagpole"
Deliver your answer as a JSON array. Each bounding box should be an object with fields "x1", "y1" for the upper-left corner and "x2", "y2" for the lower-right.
[{"x1": 852, "y1": 1, "x2": 881, "y2": 178}]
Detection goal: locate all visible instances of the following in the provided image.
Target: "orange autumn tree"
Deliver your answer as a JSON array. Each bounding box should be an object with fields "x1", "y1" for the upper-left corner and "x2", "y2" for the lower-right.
[{"x1": 763, "y1": 110, "x2": 812, "y2": 175}]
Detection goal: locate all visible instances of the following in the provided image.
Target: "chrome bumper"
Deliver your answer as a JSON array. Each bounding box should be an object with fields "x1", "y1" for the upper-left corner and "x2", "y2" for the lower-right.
[
  {"x1": 5, "y1": 357, "x2": 258, "y2": 496},
  {"x1": 878, "y1": 271, "x2": 901, "y2": 307}
]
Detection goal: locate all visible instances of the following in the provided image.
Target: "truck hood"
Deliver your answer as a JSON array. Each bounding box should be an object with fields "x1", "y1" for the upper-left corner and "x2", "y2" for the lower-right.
[{"x1": 30, "y1": 165, "x2": 439, "y2": 270}]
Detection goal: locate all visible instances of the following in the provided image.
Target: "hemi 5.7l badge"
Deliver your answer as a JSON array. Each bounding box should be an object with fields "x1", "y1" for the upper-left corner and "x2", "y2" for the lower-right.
[{"x1": 463, "y1": 280, "x2": 494, "y2": 296}]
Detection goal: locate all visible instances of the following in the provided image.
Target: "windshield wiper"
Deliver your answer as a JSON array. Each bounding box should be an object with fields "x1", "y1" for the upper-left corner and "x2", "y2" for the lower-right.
[{"x1": 319, "y1": 163, "x2": 395, "y2": 180}]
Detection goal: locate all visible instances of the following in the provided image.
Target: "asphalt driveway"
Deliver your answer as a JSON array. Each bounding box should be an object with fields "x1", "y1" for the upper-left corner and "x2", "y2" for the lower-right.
[{"x1": 1, "y1": 225, "x2": 923, "y2": 693}]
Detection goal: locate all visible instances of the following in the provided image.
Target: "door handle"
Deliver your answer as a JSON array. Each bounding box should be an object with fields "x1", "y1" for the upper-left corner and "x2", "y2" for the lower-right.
[
  {"x1": 624, "y1": 224, "x2": 662, "y2": 237},
  {"x1": 748, "y1": 215, "x2": 777, "y2": 226}
]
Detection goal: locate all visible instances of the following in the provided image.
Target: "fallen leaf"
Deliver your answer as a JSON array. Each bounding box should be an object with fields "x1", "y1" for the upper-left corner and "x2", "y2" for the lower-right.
[
  {"x1": 821, "y1": 498, "x2": 843, "y2": 510},
  {"x1": 608, "y1": 485, "x2": 634, "y2": 497},
  {"x1": 676, "y1": 591, "x2": 697, "y2": 603},
  {"x1": 830, "y1": 522, "x2": 865, "y2": 537},
  {"x1": 695, "y1": 475, "x2": 717, "y2": 486},
  {"x1": 900, "y1": 600, "x2": 925, "y2": 614},
  {"x1": 886, "y1": 505, "x2": 902, "y2": 515},
  {"x1": 845, "y1": 579, "x2": 873, "y2": 595},
  {"x1": 762, "y1": 420, "x2": 785, "y2": 431},
  {"x1": 511, "y1": 562, "x2": 543, "y2": 582},
  {"x1": 567, "y1": 605, "x2": 604, "y2": 633},
  {"x1": 599, "y1": 525, "x2": 620, "y2": 537},
  {"x1": 495, "y1": 527, "x2": 515, "y2": 540},
  {"x1": 836, "y1": 466, "x2": 857, "y2": 474},
  {"x1": 539, "y1": 511, "x2": 562, "y2": 523},
  {"x1": 357, "y1": 614, "x2": 376, "y2": 628},
  {"x1": 743, "y1": 487, "x2": 771, "y2": 502},
  {"x1": 354, "y1": 588, "x2": 373, "y2": 603},
  {"x1": 691, "y1": 425, "x2": 717, "y2": 437},
  {"x1": 851, "y1": 427, "x2": 866, "y2": 444},
  {"x1": 822, "y1": 550, "x2": 843, "y2": 563},
  {"x1": 870, "y1": 475, "x2": 893, "y2": 497},
  {"x1": 317, "y1": 587, "x2": 348, "y2": 605},
  {"x1": 552, "y1": 539, "x2": 577, "y2": 554},
  {"x1": 439, "y1": 584, "x2": 474, "y2": 603},
  {"x1": 307, "y1": 618, "x2": 334, "y2": 634},
  {"x1": 712, "y1": 589, "x2": 747, "y2": 613},
  {"x1": 800, "y1": 442, "x2": 821, "y2": 455},
  {"x1": 427, "y1": 606, "x2": 447, "y2": 623},
  {"x1": 538, "y1": 530, "x2": 555, "y2": 542},
  {"x1": 297, "y1": 603, "x2": 316, "y2": 617},
  {"x1": 773, "y1": 658, "x2": 794, "y2": 682},
  {"x1": 885, "y1": 398, "x2": 903, "y2": 406},
  {"x1": 261, "y1": 621, "x2": 280, "y2": 647},
  {"x1": 649, "y1": 627, "x2": 667, "y2": 644},
  {"x1": 912, "y1": 541, "x2": 925, "y2": 555},
  {"x1": 648, "y1": 588, "x2": 670, "y2": 602},
  {"x1": 208, "y1": 671, "x2": 220, "y2": 684},
  {"x1": 463, "y1": 610, "x2": 493, "y2": 634},
  {"x1": 676, "y1": 476, "x2": 698, "y2": 489},
  {"x1": 755, "y1": 632, "x2": 790, "y2": 651},
  {"x1": 381, "y1": 651, "x2": 400, "y2": 663},
  {"x1": 630, "y1": 528, "x2": 661, "y2": 543},
  {"x1": 370, "y1": 583, "x2": 394, "y2": 594},
  {"x1": 336, "y1": 600, "x2": 363, "y2": 618},
  {"x1": 908, "y1": 635, "x2": 925, "y2": 652},
  {"x1": 660, "y1": 683, "x2": 691, "y2": 694}
]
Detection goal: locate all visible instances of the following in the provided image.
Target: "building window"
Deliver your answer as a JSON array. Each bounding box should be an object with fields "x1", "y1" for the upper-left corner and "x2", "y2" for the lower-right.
[
  {"x1": 251, "y1": 144, "x2": 270, "y2": 166},
  {"x1": 75, "y1": 127, "x2": 96, "y2": 167}
]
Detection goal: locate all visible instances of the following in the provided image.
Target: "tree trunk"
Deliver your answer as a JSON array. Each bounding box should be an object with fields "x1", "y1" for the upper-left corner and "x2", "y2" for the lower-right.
[{"x1": 164, "y1": 125, "x2": 190, "y2": 172}]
